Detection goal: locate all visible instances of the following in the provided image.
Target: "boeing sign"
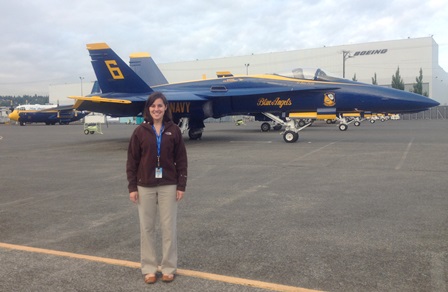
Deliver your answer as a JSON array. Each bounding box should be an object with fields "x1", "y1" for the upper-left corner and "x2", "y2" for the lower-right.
[{"x1": 353, "y1": 49, "x2": 388, "y2": 56}]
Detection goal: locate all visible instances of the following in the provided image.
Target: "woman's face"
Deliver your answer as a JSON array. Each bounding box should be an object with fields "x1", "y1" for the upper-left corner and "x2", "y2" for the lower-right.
[{"x1": 149, "y1": 98, "x2": 167, "y2": 122}]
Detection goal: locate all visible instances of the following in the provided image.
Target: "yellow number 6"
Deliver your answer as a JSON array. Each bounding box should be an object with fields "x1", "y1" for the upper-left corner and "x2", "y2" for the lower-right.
[{"x1": 105, "y1": 60, "x2": 124, "y2": 79}]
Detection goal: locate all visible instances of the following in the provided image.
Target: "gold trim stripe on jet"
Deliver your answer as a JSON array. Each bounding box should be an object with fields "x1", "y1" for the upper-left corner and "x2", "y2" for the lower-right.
[
  {"x1": 68, "y1": 96, "x2": 132, "y2": 104},
  {"x1": 289, "y1": 112, "x2": 337, "y2": 120},
  {"x1": 250, "y1": 74, "x2": 365, "y2": 87},
  {"x1": 86, "y1": 43, "x2": 110, "y2": 50},
  {"x1": 129, "y1": 52, "x2": 151, "y2": 58},
  {"x1": 0, "y1": 242, "x2": 322, "y2": 292},
  {"x1": 342, "y1": 113, "x2": 361, "y2": 117}
]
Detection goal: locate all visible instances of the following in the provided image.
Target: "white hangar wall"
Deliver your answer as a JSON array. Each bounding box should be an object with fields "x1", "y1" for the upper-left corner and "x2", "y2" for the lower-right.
[{"x1": 158, "y1": 37, "x2": 448, "y2": 105}]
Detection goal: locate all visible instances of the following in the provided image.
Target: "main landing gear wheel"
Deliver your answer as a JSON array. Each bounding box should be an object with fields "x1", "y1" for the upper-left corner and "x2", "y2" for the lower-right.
[
  {"x1": 339, "y1": 124, "x2": 348, "y2": 131},
  {"x1": 283, "y1": 130, "x2": 299, "y2": 143},
  {"x1": 261, "y1": 122, "x2": 271, "y2": 132},
  {"x1": 188, "y1": 129, "x2": 202, "y2": 140}
]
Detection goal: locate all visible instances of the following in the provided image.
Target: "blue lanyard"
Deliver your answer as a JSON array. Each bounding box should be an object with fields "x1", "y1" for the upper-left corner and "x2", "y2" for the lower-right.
[{"x1": 152, "y1": 124, "x2": 164, "y2": 166}]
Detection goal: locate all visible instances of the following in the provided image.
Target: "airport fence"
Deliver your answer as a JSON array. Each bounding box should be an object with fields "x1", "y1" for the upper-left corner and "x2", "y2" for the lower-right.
[{"x1": 401, "y1": 106, "x2": 448, "y2": 120}]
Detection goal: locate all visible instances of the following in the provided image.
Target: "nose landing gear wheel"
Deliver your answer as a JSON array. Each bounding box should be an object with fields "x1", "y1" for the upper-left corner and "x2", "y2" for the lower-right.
[
  {"x1": 283, "y1": 130, "x2": 299, "y2": 143},
  {"x1": 339, "y1": 124, "x2": 348, "y2": 131}
]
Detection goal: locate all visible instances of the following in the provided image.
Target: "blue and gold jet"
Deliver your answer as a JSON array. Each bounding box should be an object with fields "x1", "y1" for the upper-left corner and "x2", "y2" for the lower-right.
[{"x1": 69, "y1": 43, "x2": 439, "y2": 143}]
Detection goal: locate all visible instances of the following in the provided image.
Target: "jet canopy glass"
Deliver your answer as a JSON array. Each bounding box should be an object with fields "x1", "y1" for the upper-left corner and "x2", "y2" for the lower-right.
[{"x1": 276, "y1": 68, "x2": 345, "y2": 82}]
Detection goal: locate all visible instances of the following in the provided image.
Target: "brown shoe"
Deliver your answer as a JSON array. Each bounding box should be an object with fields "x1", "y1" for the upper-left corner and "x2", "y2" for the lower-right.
[
  {"x1": 162, "y1": 274, "x2": 175, "y2": 283},
  {"x1": 144, "y1": 274, "x2": 157, "y2": 284}
]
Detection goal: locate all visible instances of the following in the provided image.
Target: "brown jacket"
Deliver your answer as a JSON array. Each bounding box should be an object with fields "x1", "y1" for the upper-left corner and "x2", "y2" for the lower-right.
[{"x1": 126, "y1": 121, "x2": 187, "y2": 193}]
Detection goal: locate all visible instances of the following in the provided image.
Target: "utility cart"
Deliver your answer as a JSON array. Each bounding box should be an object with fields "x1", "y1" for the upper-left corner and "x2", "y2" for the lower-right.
[{"x1": 83, "y1": 122, "x2": 103, "y2": 135}]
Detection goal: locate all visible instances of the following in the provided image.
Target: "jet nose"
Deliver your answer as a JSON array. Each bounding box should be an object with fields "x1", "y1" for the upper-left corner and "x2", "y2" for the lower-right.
[
  {"x1": 428, "y1": 98, "x2": 440, "y2": 107},
  {"x1": 8, "y1": 111, "x2": 19, "y2": 122},
  {"x1": 392, "y1": 90, "x2": 440, "y2": 112},
  {"x1": 415, "y1": 95, "x2": 440, "y2": 110}
]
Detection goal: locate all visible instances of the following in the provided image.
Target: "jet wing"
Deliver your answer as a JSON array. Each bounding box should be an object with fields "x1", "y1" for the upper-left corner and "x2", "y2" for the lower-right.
[
  {"x1": 69, "y1": 93, "x2": 208, "y2": 104},
  {"x1": 68, "y1": 96, "x2": 132, "y2": 104},
  {"x1": 32, "y1": 104, "x2": 79, "y2": 113}
]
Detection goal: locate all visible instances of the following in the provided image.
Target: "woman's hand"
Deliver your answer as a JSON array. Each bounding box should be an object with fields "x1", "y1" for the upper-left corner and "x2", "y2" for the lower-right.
[
  {"x1": 129, "y1": 191, "x2": 139, "y2": 203},
  {"x1": 176, "y1": 190, "x2": 184, "y2": 201}
]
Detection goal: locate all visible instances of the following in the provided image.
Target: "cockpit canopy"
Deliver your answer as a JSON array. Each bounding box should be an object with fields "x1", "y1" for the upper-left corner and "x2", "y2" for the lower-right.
[{"x1": 275, "y1": 68, "x2": 351, "y2": 83}]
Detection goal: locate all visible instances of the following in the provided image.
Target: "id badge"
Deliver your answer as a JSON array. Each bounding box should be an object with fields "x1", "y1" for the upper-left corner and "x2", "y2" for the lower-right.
[{"x1": 155, "y1": 167, "x2": 163, "y2": 178}]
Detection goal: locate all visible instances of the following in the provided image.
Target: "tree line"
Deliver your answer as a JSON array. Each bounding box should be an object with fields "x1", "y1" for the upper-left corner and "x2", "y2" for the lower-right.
[
  {"x1": 354, "y1": 67, "x2": 428, "y2": 96},
  {"x1": 0, "y1": 95, "x2": 49, "y2": 108}
]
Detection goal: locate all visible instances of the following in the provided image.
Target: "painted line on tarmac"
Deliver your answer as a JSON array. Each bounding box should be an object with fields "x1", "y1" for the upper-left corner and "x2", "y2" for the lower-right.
[
  {"x1": 395, "y1": 137, "x2": 414, "y2": 170},
  {"x1": 287, "y1": 141, "x2": 339, "y2": 163},
  {"x1": 229, "y1": 140, "x2": 273, "y2": 143},
  {"x1": 0, "y1": 242, "x2": 322, "y2": 292}
]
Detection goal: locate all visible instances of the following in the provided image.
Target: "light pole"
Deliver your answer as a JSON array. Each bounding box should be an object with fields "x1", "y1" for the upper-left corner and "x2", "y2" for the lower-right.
[
  {"x1": 245, "y1": 63, "x2": 250, "y2": 75},
  {"x1": 79, "y1": 77, "x2": 84, "y2": 96},
  {"x1": 342, "y1": 51, "x2": 353, "y2": 78}
]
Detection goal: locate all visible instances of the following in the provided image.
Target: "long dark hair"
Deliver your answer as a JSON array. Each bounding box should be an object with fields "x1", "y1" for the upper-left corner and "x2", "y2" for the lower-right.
[{"x1": 143, "y1": 92, "x2": 172, "y2": 123}]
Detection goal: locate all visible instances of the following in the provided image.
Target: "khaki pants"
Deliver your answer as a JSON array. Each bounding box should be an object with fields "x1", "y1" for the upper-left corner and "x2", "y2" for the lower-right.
[{"x1": 137, "y1": 185, "x2": 178, "y2": 275}]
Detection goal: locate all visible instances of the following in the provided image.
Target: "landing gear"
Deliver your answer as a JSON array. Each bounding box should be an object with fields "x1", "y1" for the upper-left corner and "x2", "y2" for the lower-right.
[
  {"x1": 338, "y1": 123, "x2": 348, "y2": 131},
  {"x1": 260, "y1": 122, "x2": 282, "y2": 132},
  {"x1": 273, "y1": 124, "x2": 282, "y2": 131},
  {"x1": 261, "y1": 112, "x2": 312, "y2": 143},
  {"x1": 261, "y1": 122, "x2": 271, "y2": 132},
  {"x1": 336, "y1": 116, "x2": 364, "y2": 131},
  {"x1": 188, "y1": 128, "x2": 203, "y2": 140},
  {"x1": 283, "y1": 131, "x2": 299, "y2": 143},
  {"x1": 178, "y1": 117, "x2": 204, "y2": 140}
]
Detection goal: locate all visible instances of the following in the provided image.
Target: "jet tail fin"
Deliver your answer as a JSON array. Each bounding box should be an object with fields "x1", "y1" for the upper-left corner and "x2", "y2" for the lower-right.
[
  {"x1": 90, "y1": 81, "x2": 101, "y2": 94},
  {"x1": 129, "y1": 52, "x2": 168, "y2": 86},
  {"x1": 86, "y1": 43, "x2": 152, "y2": 94}
]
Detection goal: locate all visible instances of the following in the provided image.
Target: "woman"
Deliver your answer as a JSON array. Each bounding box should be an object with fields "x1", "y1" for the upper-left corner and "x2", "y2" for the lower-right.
[{"x1": 126, "y1": 92, "x2": 188, "y2": 284}]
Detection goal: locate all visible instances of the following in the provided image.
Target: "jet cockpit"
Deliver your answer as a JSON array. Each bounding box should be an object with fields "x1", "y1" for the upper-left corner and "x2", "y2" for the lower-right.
[{"x1": 276, "y1": 68, "x2": 354, "y2": 83}]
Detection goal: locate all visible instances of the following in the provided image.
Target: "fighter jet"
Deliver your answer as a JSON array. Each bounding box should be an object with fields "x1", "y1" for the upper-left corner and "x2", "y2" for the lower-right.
[{"x1": 69, "y1": 43, "x2": 439, "y2": 143}]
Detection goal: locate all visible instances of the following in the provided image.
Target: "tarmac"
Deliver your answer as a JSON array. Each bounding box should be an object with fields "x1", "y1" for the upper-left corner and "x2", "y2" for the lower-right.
[{"x1": 0, "y1": 119, "x2": 447, "y2": 292}]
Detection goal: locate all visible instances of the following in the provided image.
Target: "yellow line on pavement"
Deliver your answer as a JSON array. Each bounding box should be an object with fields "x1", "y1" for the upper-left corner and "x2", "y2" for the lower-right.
[{"x1": 0, "y1": 242, "x2": 323, "y2": 292}]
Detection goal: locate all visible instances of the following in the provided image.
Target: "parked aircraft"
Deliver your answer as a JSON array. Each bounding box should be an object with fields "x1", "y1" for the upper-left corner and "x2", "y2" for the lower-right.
[
  {"x1": 69, "y1": 43, "x2": 439, "y2": 143},
  {"x1": 129, "y1": 52, "x2": 168, "y2": 86},
  {"x1": 8, "y1": 104, "x2": 89, "y2": 126}
]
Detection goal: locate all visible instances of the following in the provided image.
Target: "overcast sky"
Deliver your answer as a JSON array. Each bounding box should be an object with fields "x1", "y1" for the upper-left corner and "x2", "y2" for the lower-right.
[{"x1": 1, "y1": 0, "x2": 447, "y2": 96}]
